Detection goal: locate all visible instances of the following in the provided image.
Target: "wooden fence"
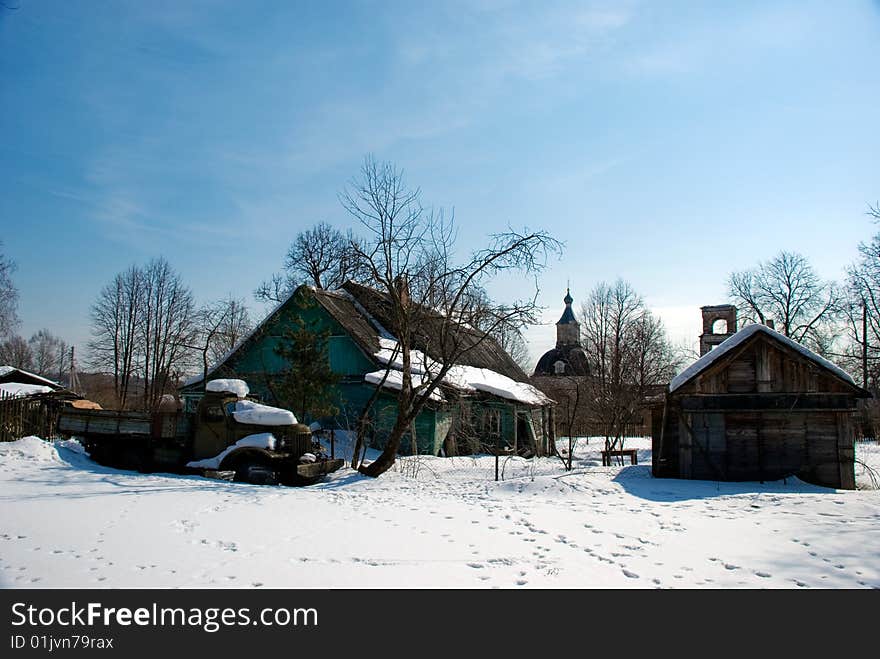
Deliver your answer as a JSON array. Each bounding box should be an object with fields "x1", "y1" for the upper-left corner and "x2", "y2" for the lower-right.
[{"x1": 0, "y1": 390, "x2": 66, "y2": 442}]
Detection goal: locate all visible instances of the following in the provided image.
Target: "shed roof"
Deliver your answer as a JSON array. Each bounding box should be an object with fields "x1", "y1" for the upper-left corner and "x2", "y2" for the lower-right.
[
  {"x1": 0, "y1": 366, "x2": 64, "y2": 390},
  {"x1": 669, "y1": 323, "x2": 862, "y2": 393}
]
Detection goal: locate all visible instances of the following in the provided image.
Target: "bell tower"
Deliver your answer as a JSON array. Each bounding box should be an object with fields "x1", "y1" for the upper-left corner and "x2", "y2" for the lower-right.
[
  {"x1": 556, "y1": 289, "x2": 580, "y2": 348},
  {"x1": 699, "y1": 304, "x2": 737, "y2": 355}
]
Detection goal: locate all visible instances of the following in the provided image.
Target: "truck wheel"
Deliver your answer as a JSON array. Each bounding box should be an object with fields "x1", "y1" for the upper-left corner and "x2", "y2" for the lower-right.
[{"x1": 233, "y1": 458, "x2": 278, "y2": 486}]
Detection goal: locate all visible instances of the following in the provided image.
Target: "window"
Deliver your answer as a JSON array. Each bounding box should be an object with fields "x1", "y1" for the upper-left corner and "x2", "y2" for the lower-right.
[{"x1": 483, "y1": 409, "x2": 501, "y2": 440}]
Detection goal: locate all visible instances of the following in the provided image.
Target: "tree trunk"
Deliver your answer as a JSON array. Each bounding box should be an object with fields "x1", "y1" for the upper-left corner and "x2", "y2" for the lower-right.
[{"x1": 358, "y1": 419, "x2": 407, "y2": 477}]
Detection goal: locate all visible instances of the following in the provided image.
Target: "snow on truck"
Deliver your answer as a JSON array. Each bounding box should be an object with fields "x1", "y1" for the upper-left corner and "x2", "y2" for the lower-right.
[{"x1": 57, "y1": 379, "x2": 344, "y2": 485}]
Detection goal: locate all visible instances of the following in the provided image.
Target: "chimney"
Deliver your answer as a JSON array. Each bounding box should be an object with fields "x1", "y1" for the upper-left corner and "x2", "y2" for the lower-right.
[{"x1": 765, "y1": 319, "x2": 775, "y2": 330}]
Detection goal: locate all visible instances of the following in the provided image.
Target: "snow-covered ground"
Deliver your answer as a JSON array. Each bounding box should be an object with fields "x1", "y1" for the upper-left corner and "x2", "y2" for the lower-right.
[{"x1": 1, "y1": 435, "x2": 878, "y2": 589}]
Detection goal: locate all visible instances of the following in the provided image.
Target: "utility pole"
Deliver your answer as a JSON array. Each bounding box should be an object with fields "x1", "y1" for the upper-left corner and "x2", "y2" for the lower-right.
[{"x1": 69, "y1": 346, "x2": 80, "y2": 394}]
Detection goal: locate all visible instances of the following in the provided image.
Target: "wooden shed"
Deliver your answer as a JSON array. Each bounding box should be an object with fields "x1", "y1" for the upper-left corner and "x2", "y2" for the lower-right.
[{"x1": 651, "y1": 324, "x2": 871, "y2": 489}]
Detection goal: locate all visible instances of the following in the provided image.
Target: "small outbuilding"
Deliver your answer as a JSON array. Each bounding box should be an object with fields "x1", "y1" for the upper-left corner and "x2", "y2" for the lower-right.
[{"x1": 651, "y1": 323, "x2": 871, "y2": 489}]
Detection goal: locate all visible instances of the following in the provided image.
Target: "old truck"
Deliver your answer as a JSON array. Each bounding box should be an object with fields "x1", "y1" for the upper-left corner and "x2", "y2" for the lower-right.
[{"x1": 57, "y1": 379, "x2": 344, "y2": 485}]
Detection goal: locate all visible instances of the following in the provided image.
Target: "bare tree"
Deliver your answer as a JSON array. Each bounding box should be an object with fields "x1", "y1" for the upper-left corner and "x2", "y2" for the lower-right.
[
  {"x1": 457, "y1": 284, "x2": 533, "y2": 371},
  {"x1": 89, "y1": 266, "x2": 144, "y2": 409},
  {"x1": 342, "y1": 157, "x2": 561, "y2": 477},
  {"x1": 580, "y1": 279, "x2": 681, "y2": 456},
  {"x1": 189, "y1": 297, "x2": 253, "y2": 388},
  {"x1": 209, "y1": 297, "x2": 252, "y2": 364},
  {"x1": 0, "y1": 334, "x2": 33, "y2": 370},
  {"x1": 552, "y1": 375, "x2": 587, "y2": 471},
  {"x1": 491, "y1": 323, "x2": 531, "y2": 372},
  {"x1": 843, "y1": 208, "x2": 880, "y2": 389},
  {"x1": 89, "y1": 259, "x2": 195, "y2": 411},
  {"x1": 0, "y1": 243, "x2": 19, "y2": 339},
  {"x1": 28, "y1": 329, "x2": 68, "y2": 380},
  {"x1": 139, "y1": 258, "x2": 196, "y2": 412},
  {"x1": 728, "y1": 251, "x2": 839, "y2": 350},
  {"x1": 255, "y1": 222, "x2": 370, "y2": 303}
]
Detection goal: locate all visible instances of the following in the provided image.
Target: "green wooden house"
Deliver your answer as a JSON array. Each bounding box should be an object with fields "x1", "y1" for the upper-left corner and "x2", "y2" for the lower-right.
[{"x1": 180, "y1": 282, "x2": 555, "y2": 457}]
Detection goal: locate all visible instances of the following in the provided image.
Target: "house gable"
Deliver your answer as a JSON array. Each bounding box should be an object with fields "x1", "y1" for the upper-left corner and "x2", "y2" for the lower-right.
[{"x1": 670, "y1": 324, "x2": 866, "y2": 397}]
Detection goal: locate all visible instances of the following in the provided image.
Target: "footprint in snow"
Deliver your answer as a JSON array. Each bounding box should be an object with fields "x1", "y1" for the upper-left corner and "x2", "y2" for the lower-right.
[
  {"x1": 754, "y1": 571, "x2": 772, "y2": 578},
  {"x1": 622, "y1": 569, "x2": 639, "y2": 579}
]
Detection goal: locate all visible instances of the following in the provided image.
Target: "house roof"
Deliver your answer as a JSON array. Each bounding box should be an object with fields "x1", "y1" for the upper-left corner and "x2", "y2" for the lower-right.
[
  {"x1": 0, "y1": 366, "x2": 64, "y2": 390},
  {"x1": 183, "y1": 281, "x2": 533, "y2": 394},
  {"x1": 340, "y1": 281, "x2": 528, "y2": 382},
  {"x1": 669, "y1": 323, "x2": 862, "y2": 393}
]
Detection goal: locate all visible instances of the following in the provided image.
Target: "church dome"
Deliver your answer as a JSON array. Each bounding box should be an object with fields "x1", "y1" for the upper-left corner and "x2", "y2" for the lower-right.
[
  {"x1": 532, "y1": 289, "x2": 590, "y2": 377},
  {"x1": 534, "y1": 346, "x2": 590, "y2": 376}
]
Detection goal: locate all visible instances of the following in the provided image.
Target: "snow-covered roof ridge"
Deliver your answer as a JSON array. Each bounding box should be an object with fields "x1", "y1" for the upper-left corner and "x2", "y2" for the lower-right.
[
  {"x1": 335, "y1": 288, "x2": 396, "y2": 341},
  {"x1": 669, "y1": 323, "x2": 857, "y2": 393}
]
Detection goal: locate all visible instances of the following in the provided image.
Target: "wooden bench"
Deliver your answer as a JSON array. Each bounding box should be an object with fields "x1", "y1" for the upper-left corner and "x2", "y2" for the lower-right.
[{"x1": 601, "y1": 448, "x2": 638, "y2": 466}]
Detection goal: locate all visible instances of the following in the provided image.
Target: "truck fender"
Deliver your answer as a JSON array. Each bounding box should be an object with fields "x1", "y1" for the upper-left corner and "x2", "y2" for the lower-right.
[{"x1": 218, "y1": 447, "x2": 274, "y2": 472}]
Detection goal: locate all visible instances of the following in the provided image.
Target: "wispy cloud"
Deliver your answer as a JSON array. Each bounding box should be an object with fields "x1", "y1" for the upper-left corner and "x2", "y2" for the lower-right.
[{"x1": 624, "y1": 3, "x2": 820, "y2": 78}]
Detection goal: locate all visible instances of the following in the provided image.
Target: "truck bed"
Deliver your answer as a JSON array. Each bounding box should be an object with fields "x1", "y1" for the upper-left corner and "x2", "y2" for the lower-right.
[{"x1": 58, "y1": 408, "x2": 190, "y2": 440}]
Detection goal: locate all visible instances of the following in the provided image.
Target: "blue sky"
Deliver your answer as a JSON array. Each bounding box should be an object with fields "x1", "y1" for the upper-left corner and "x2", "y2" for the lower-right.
[{"x1": 2, "y1": 0, "x2": 879, "y2": 368}]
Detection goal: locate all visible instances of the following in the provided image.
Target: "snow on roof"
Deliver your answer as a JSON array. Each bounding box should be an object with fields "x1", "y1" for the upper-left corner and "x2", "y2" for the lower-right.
[
  {"x1": 365, "y1": 369, "x2": 446, "y2": 402},
  {"x1": 447, "y1": 364, "x2": 553, "y2": 406},
  {"x1": 233, "y1": 399, "x2": 297, "y2": 426},
  {"x1": 371, "y1": 339, "x2": 552, "y2": 406},
  {"x1": 0, "y1": 366, "x2": 62, "y2": 389},
  {"x1": 0, "y1": 383, "x2": 54, "y2": 398},
  {"x1": 669, "y1": 323, "x2": 857, "y2": 393},
  {"x1": 206, "y1": 379, "x2": 249, "y2": 398}
]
